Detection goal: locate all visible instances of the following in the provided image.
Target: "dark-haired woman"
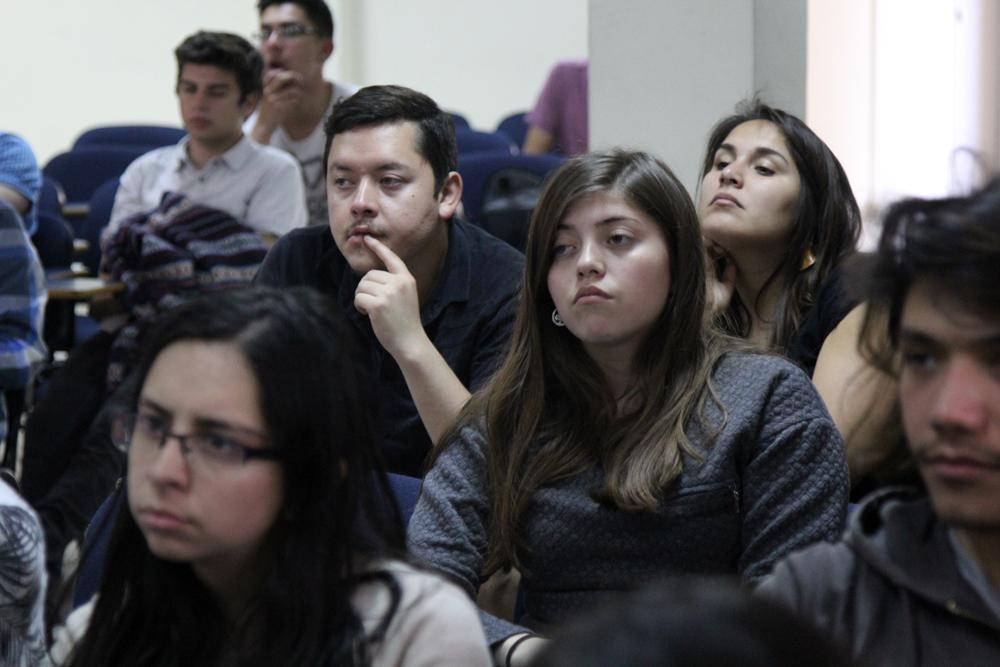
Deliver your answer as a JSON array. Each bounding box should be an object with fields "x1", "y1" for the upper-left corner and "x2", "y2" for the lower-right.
[
  {"x1": 408, "y1": 150, "x2": 848, "y2": 666},
  {"x1": 48, "y1": 287, "x2": 489, "y2": 666},
  {"x1": 698, "y1": 100, "x2": 898, "y2": 488}
]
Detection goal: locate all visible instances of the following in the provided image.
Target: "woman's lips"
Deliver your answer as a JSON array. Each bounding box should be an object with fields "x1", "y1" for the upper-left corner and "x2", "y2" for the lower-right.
[
  {"x1": 136, "y1": 507, "x2": 190, "y2": 531},
  {"x1": 710, "y1": 193, "x2": 742, "y2": 208},
  {"x1": 574, "y1": 286, "x2": 611, "y2": 304}
]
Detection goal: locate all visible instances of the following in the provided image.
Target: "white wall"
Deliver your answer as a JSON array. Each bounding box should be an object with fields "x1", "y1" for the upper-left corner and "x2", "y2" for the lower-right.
[
  {"x1": 807, "y1": 0, "x2": 999, "y2": 247},
  {"x1": 5, "y1": 0, "x2": 586, "y2": 164},
  {"x1": 589, "y1": 0, "x2": 806, "y2": 195},
  {"x1": 339, "y1": 0, "x2": 588, "y2": 130}
]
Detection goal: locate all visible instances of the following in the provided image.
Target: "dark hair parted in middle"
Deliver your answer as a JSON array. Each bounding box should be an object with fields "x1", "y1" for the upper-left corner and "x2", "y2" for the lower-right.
[
  {"x1": 323, "y1": 85, "x2": 458, "y2": 194},
  {"x1": 434, "y1": 150, "x2": 730, "y2": 574},
  {"x1": 174, "y1": 31, "x2": 263, "y2": 103},
  {"x1": 700, "y1": 99, "x2": 862, "y2": 351},
  {"x1": 66, "y1": 286, "x2": 406, "y2": 666}
]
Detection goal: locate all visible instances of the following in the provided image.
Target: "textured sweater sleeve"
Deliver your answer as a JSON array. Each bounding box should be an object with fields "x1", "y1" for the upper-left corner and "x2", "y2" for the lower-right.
[
  {"x1": 738, "y1": 364, "x2": 850, "y2": 581},
  {"x1": 407, "y1": 425, "x2": 531, "y2": 646}
]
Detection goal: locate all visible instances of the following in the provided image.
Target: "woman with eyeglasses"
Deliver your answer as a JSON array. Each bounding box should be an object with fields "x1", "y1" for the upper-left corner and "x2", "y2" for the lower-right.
[
  {"x1": 48, "y1": 286, "x2": 490, "y2": 666},
  {"x1": 407, "y1": 150, "x2": 848, "y2": 666}
]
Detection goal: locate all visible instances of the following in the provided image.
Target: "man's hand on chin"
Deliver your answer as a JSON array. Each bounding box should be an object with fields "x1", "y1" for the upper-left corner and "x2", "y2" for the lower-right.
[{"x1": 353, "y1": 235, "x2": 429, "y2": 362}]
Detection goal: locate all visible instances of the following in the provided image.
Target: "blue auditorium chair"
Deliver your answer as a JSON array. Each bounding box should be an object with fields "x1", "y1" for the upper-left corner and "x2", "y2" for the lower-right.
[
  {"x1": 42, "y1": 146, "x2": 145, "y2": 208},
  {"x1": 73, "y1": 125, "x2": 186, "y2": 152},
  {"x1": 75, "y1": 177, "x2": 119, "y2": 275},
  {"x1": 455, "y1": 128, "x2": 516, "y2": 157},
  {"x1": 447, "y1": 111, "x2": 471, "y2": 130},
  {"x1": 458, "y1": 153, "x2": 565, "y2": 251},
  {"x1": 495, "y1": 112, "x2": 530, "y2": 150}
]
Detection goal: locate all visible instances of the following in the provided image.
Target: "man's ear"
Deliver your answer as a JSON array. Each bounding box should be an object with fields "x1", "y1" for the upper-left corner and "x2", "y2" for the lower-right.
[
  {"x1": 241, "y1": 91, "x2": 261, "y2": 119},
  {"x1": 437, "y1": 171, "x2": 463, "y2": 221},
  {"x1": 320, "y1": 38, "x2": 334, "y2": 62}
]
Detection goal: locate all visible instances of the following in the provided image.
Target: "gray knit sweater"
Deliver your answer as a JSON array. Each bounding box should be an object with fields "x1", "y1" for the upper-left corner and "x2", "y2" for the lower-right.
[{"x1": 407, "y1": 352, "x2": 849, "y2": 644}]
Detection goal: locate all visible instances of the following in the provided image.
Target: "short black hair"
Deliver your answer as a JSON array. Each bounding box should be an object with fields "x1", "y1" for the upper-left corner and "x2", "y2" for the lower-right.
[
  {"x1": 174, "y1": 31, "x2": 263, "y2": 103},
  {"x1": 257, "y1": 0, "x2": 334, "y2": 38},
  {"x1": 323, "y1": 85, "x2": 458, "y2": 194}
]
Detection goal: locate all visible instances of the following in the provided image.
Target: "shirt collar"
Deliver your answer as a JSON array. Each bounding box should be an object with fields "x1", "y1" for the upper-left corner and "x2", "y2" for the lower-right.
[{"x1": 174, "y1": 134, "x2": 253, "y2": 172}]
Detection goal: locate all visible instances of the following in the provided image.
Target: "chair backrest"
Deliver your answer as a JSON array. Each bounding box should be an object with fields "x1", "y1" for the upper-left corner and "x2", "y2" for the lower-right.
[
  {"x1": 74, "y1": 125, "x2": 186, "y2": 152},
  {"x1": 31, "y1": 212, "x2": 75, "y2": 268},
  {"x1": 459, "y1": 153, "x2": 566, "y2": 224},
  {"x1": 42, "y1": 147, "x2": 145, "y2": 206},
  {"x1": 387, "y1": 473, "x2": 422, "y2": 524},
  {"x1": 455, "y1": 128, "x2": 515, "y2": 157},
  {"x1": 495, "y1": 112, "x2": 530, "y2": 150},
  {"x1": 77, "y1": 177, "x2": 120, "y2": 274},
  {"x1": 447, "y1": 111, "x2": 471, "y2": 130},
  {"x1": 37, "y1": 176, "x2": 65, "y2": 216}
]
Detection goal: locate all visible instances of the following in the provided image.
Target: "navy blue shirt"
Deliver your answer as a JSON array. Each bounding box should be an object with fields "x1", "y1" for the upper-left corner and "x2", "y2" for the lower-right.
[{"x1": 255, "y1": 220, "x2": 523, "y2": 475}]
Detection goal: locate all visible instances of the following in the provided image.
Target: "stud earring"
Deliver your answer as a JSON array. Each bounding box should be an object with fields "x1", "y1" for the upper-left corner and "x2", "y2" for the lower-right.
[{"x1": 551, "y1": 309, "x2": 565, "y2": 327}]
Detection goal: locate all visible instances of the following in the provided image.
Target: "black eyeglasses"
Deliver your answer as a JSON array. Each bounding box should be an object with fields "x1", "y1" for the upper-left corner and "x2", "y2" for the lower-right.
[
  {"x1": 112, "y1": 411, "x2": 281, "y2": 470},
  {"x1": 254, "y1": 23, "x2": 319, "y2": 42}
]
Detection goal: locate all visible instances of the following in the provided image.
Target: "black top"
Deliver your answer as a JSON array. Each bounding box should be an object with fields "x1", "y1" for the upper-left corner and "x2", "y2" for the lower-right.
[
  {"x1": 787, "y1": 268, "x2": 857, "y2": 377},
  {"x1": 255, "y1": 220, "x2": 524, "y2": 475}
]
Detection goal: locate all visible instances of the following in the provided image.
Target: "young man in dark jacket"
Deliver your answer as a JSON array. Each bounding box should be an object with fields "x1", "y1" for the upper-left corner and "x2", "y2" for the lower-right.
[
  {"x1": 757, "y1": 179, "x2": 1000, "y2": 666},
  {"x1": 255, "y1": 85, "x2": 522, "y2": 476}
]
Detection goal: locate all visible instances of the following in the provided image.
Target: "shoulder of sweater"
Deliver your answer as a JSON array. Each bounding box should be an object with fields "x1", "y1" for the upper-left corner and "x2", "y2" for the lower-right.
[{"x1": 713, "y1": 350, "x2": 813, "y2": 391}]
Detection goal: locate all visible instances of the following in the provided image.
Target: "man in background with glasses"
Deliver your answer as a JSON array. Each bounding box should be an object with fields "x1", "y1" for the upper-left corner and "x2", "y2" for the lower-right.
[{"x1": 247, "y1": 0, "x2": 359, "y2": 228}]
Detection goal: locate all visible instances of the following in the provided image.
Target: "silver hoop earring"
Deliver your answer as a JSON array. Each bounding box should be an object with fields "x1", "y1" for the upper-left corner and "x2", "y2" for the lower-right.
[{"x1": 551, "y1": 309, "x2": 565, "y2": 327}]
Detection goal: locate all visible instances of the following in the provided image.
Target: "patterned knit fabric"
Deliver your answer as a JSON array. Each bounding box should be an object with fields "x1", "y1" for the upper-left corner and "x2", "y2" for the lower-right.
[
  {"x1": 102, "y1": 193, "x2": 267, "y2": 388},
  {"x1": 408, "y1": 352, "x2": 849, "y2": 644},
  {"x1": 0, "y1": 479, "x2": 47, "y2": 666}
]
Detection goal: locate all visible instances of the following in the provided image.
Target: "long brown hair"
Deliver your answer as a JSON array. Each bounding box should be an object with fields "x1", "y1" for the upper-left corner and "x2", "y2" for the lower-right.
[
  {"x1": 433, "y1": 151, "x2": 730, "y2": 575},
  {"x1": 700, "y1": 100, "x2": 862, "y2": 352}
]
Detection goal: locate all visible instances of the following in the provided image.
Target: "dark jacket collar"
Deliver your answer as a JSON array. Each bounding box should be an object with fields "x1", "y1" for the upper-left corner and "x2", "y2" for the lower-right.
[{"x1": 847, "y1": 488, "x2": 1000, "y2": 628}]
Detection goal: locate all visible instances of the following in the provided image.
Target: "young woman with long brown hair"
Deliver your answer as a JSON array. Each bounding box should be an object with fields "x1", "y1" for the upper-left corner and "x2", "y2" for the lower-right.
[{"x1": 408, "y1": 150, "x2": 849, "y2": 666}]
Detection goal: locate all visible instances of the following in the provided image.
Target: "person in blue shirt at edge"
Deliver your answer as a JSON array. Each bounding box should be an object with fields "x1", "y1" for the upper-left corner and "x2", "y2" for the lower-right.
[{"x1": 255, "y1": 84, "x2": 523, "y2": 477}]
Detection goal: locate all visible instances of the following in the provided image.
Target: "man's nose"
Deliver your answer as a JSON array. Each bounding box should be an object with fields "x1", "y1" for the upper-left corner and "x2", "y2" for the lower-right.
[
  {"x1": 929, "y1": 359, "x2": 990, "y2": 437},
  {"x1": 350, "y1": 178, "x2": 378, "y2": 218}
]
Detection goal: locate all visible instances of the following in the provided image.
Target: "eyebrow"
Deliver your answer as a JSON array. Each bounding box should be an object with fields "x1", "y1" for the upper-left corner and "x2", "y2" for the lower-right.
[
  {"x1": 557, "y1": 215, "x2": 639, "y2": 231},
  {"x1": 898, "y1": 328, "x2": 1000, "y2": 348},
  {"x1": 717, "y1": 143, "x2": 791, "y2": 165},
  {"x1": 330, "y1": 162, "x2": 411, "y2": 173},
  {"x1": 178, "y1": 80, "x2": 230, "y2": 90},
  {"x1": 136, "y1": 397, "x2": 268, "y2": 439}
]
